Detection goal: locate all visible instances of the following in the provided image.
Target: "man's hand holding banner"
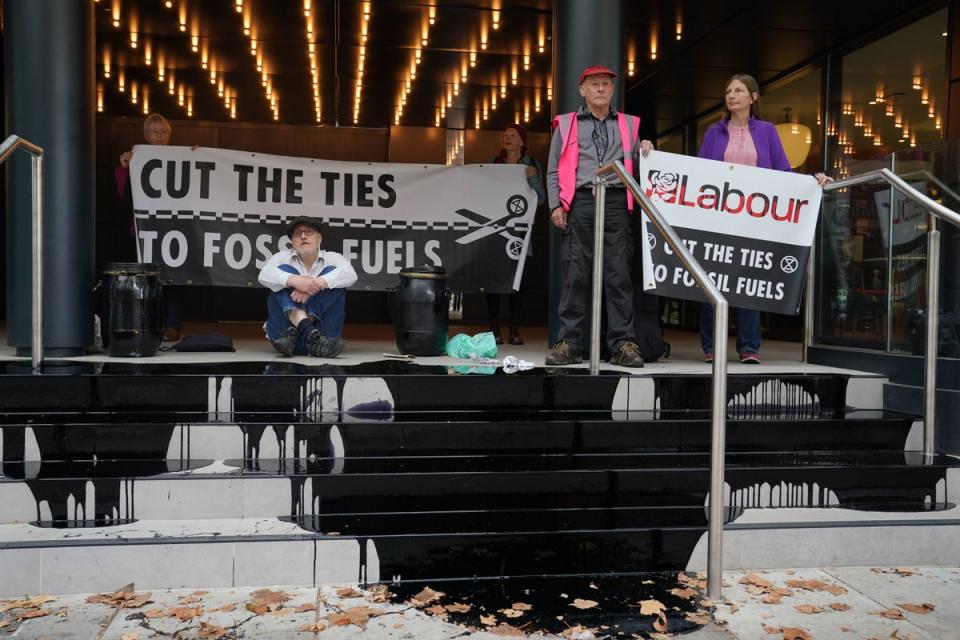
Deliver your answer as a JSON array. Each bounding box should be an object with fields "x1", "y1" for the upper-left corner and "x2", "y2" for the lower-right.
[{"x1": 637, "y1": 150, "x2": 823, "y2": 315}]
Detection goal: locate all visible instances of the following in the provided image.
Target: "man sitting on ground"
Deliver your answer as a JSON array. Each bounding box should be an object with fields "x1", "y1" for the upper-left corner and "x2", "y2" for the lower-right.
[{"x1": 258, "y1": 217, "x2": 357, "y2": 357}]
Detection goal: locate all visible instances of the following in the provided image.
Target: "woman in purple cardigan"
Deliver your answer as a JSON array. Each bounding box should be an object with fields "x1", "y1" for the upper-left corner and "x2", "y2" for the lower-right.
[{"x1": 697, "y1": 73, "x2": 828, "y2": 364}]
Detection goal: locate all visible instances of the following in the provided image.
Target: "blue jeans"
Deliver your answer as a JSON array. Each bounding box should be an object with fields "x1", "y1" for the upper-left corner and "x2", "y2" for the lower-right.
[
  {"x1": 699, "y1": 303, "x2": 761, "y2": 355},
  {"x1": 265, "y1": 265, "x2": 346, "y2": 355}
]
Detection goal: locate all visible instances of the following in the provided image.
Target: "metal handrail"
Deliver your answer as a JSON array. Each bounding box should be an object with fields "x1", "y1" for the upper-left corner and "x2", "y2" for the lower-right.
[
  {"x1": 811, "y1": 168, "x2": 960, "y2": 457},
  {"x1": 597, "y1": 160, "x2": 729, "y2": 600},
  {"x1": 0, "y1": 135, "x2": 44, "y2": 372}
]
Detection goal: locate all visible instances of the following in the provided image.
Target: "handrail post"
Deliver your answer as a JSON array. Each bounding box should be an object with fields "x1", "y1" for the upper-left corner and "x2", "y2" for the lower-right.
[
  {"x1": 707, "y1": 297, "x2": 728, "y2": 600},
  {"x1": 802, "y1": 227, "x2": 815, "y2": 362},
  {"x1": 596, "y1": 160, "x2": 728, "y2": 599},
  {"x1": 589, "y1": 178, "x2": 607, "y2": 375},
  {"x1": 31, "y1": 154, "x2": 44, "y2": 373},
  {"x1": 0, "y1": 135, "x2": 45, "y2": 372},
  {"x1": 924, "y1": 213, "x2": 939, "y2": 457}
]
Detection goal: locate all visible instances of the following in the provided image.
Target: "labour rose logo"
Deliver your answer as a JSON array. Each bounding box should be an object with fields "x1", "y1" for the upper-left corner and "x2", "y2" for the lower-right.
[{"x1": 648, "y1": 170, "x2": 679, "y2": 199}]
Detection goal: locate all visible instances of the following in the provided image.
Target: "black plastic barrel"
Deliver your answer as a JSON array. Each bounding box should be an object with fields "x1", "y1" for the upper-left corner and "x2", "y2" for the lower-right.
[
  {"x1": 393, "y1": 266, "x2": 449, "y2": 356},
  {"x1": 104, "y1": 262, "x2": 163, "y2": 357}
]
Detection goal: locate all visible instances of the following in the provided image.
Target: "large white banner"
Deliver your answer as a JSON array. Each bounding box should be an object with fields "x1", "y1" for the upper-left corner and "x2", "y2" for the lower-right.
[
  {"x1": 637, "y1": 150, "x2": 823, "y2": 314},
  {"x1": 130, "y1": 145, "x2": 538, "y2": 292}
]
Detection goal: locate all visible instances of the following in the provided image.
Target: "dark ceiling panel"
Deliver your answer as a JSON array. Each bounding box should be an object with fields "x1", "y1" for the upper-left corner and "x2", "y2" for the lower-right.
[{"x1": 95, "y1": 0, "x2": 944, "y2": 139}]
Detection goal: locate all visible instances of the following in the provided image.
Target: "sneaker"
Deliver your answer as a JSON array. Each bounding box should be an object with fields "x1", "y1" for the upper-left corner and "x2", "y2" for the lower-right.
[
  {"x1": 544, "y1": 341, "x2": 582, "y2": 366},
  {"x1": 270, "y1": 326, "x2": 299, "y2": 357},
  {"x1": 704, "y1": 352, "x2": 714, "y2": 363},
  {"x1": 739, "y1": 351, "x2": 760, "y2": 364},
  {"x1": 307, "y1": 330, "x2": 346, "y2": 358},
  {"x1": 609, "y1": 341, "x2": 644, "y2": 368}
]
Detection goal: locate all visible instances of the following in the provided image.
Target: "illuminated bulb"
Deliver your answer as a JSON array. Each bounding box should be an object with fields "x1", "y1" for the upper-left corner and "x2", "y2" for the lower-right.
[
  {"x1": 523, "y1": 54, "x2": 530, "y2": 70},
  {"x1": 913, "y1": 75, "x2": 922, "y2": 90},
  {"x1": 885, "y1": 103, "x2": 893, "y2": 117},
  {"x1": 627, "y1": 60, "x2": 636, "y2": 76},
  {"x1": 791, "y1": 123, "x2": 799, "y2": 135},
  {"x1": 130, "y1": 81, "x2": 138, "y2": 104},
  {"x1": 922, "y1": 88, "x2": 929, "y2": 104},
  {"x1": 165, "y1": 0, "x2": 172, "y2": 7},
  {"x1": 676, "y1": 22, "x2": 683, "y2": 40},
  {"x1": 470, "y1": 51, "x2": 477, "y2": 67},
  {"x1": 936, "y1": 116, "x2": 942, "y2": 129},
  {"x1": 97, "y1": 88, "x2": 104, "y2": 112},
  {"x1": 118, "y1": 68, "x2": 126, "y2": 92},
  {"x1": 236, "y1": 0, "x2": 242, "y2": 13}
]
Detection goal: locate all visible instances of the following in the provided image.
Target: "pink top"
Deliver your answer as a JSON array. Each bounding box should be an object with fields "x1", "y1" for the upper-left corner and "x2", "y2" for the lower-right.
[{"x1": 723, "y1": 120, "x2": 758, "y2": 166}]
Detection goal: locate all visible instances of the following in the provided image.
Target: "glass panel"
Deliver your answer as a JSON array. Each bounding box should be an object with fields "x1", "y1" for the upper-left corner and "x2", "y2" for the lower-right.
[
  {"x1": 695, "y1": 111, "x2": 721, "y2": 151},
  {"x1": 763, "y1": 67, "x2": 823, "y2": 174},
  {"x1": 815, "y1": 8, "x2": 948, "y2": 351}
]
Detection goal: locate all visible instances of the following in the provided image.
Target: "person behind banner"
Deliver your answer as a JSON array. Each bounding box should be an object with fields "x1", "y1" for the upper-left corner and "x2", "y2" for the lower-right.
[
  {"x1": 487, "y1": 123, "x2": 545, "y2": 346},
  {"x1": 258, "y1": 217, "x2": 357, "y2": 358},
  {"x1": 697, "y1": 73, "x2": 830, "y2": 364},
  {"x1": 115, "y1": 113, "x2": 184, "y2": 342},
  {"x1": 545, "y1": 64, "x2": 654, "y2": 367}
]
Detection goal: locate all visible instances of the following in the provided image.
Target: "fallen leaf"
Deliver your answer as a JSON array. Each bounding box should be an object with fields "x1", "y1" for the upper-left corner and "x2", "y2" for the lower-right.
[
  {"x1": 830, "y1": 602, "x2": 851, "y2": 611},
  {"x1": 786, "y1": 579, "x2": 847, "y2": 596},
  {"x1": 589, "y1": 582, "x2": 599, "y2": 590},
  {"x1": 169, "y1": 606, "x2": 203, "y2": 621},
  {"x1": 652, "y1": 611, "x2": 668, "y2": 633},
  {"x1": 670, "y1": 587, "x2": 697, "y2": 600},
  {"x1": 218, "y1": 603, "x2": 237, "y2": 613},
  {"x1": 841, "y1": 627, "x2": 855, "y2": 633},
  {"x1": 0, "y1": 595, "x2": 56, "y2": 612},
  {"x1": 890, "y1": 629, "x2": 917, "y2": 639},
  {"x1": 335, "y1": 586, "x2": 362, "y2": 598},
  {"x1": 639, "y1": 599, "x2": 665, "y2": 616},
  {"x1": 727, "y1": 602, "x2": 740, "y2": 614},
  {"x1": 144, "y1": 608, "x2": 166, "y2": 618},
  {"x1": 511, "y1": 602, "x2": 532, "y2": 611},
  {"x1": 782, "y1": 627, "x2": 813, "y2": 640},
  {"x1": 121, "y1": 633, "x2": 138, "y2": 640},
  {"x1": 425, "y1": 604, "x2": 447, "y2": 616},
  {"x1": 762, "y1": 624, "x2": 780, "y2": 634},
  {"x1": 499, "y1": 608, "x2": 524, "y2": 618},
  {"x1": 479, "y1": 613, "x2": 497, "y2": 625},
  {"x1": 247, "y1": 589, "x2": 290, "y2": 614},
  {"x1": 747, "y1": 584, "x2": 768, "y2": 595},
  {"x1": 445, "y1": 603, "x2": 471, "y2": 613},
  {"x1": 410, "y1": 586, "x2": 444, "y2": 607},
  {"x1": 570, "y1": 598, "x2": 598, "y2": 610},
  {"x1": 264, "y1": 607, "x2": 296, "y2": 617},
  {"x1": 177, "y1": 594, "x2": 203, "y2": 604},
  {"x1": 740, "y1": 573, "x2": 775, "y2": 590},
  {"x1": 368, "y1": 584, "x2": 391, "y2": 603},
  {"x1": 487, "y1": 622, "x2": 525, "y2": 636},
  {"x1": 192, "y1": 590, "x2": 209, "y2": 596},
  {"x1": 299, "y1": 622, "x2": 327, "y2": 632},
  {"x1": 199, "y1": 622, "x2": 227, "y2": 639},
  {"x1": 898, "y1": 603, "x2": 935, "y2": 614},
  {"x1": 871, "y1": 608, "x2": 906, "y2": 620},
  {"x1": 295, "y1": 603, "x2": 317, "y2": 613},
  {"x1": 762, "y1": 593, "x2": 785, "y2": 605},
  {"x1": 642, "y1": 579, "x2": 655, "y2": 585},
  {"x1": 328, "y1": 606, "x2": 380, "y2": 628},
  {"x1": 871, "y1": 567, "x2": 918, "y2": 577},
  {"x1": 16, "y1": 609, "x2": 50, "y2": 620},
  {"x1": 793, "y1": 604, "x2": 823, "y2": 614}
]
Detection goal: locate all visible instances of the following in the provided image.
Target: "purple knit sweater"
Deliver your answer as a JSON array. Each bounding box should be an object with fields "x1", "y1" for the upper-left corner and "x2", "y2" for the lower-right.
[{"x1": 698, "y1": 118, "x2": 791, "y2": 172}]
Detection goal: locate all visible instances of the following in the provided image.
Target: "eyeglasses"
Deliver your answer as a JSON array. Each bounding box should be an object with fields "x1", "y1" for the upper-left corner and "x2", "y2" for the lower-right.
[{"x1": 293, "y1": 228, "x2": 318, "y2": 237}]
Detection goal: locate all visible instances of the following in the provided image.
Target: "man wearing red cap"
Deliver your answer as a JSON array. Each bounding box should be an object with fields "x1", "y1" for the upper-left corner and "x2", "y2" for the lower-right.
[{"x1": 545, "y1": 64, "x2": 653, "y2": 367}]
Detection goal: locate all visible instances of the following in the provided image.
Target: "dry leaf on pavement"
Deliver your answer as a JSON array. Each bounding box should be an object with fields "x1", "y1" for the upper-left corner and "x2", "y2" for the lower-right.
[
  {"x1": 512, "y1": 602, "x2": 532, "y2": 611},
  {"x1": 295, "y1": 603, "x2": 317, "y2": 613},
  {"x1": 299, "y1": 621, "x2": 327, "y2": 632},
  {"x1": 570, "y1": 598, "x2": 598, "y2": 609},
  {"x1": 897, "y1": 603, "x2": 935, "y2": 614},
  {"x1": 683, "y1": 611, "x2": 712, "y2": 625},
  {"x1": 762, "y1": 624, "x2": 780, "y2": 634},
  {"x1": 499, "y1": 608, "x2": 524, "y2": 618},
  {"x1": 335, "y1": 586, "x2": 362, "y2": 598},
  {"x1": 479, "y1": 613, "x2": 497, "y2": 626},
  {"x1": 781, "y1": 628, "x2": 813, "y2": 640},
  {"x1": 410, "y1": 586, "x2": 444, "y2": 607},
  {"x1": 143, "y1": 608, "x2": 165, "y2": 618},
  {"x1": 199, "y1": 622, "x2": 227, "y2": 639},
  {"x1": 829, "y1": 602, "x2": 851, "y2": 611},
  {"x1": 368, "y1": 584, "x2": 391, "y2": 603},
  {"x1": 445, "y1": 603, "x2": 471, "y2": 613},
  {"x1": 794, "y1": 604, "x2": 823, "y2": 614},
  {"x1": 871, "y1": 608, "x2": 906, "y2": 620},
  {"x1": 786, "y1": 579, "x2": 847, "y2": 596},
  {"x1": 169, "y1": 606, "x2": 203, "y2": 621},
  {"x1": 638, "y1": 599, "x2": 665, "y2": 616},
  {"x1": 561, "y1": 625, "x2": 597, "y2": 639},
  {"x1": 246, "y1": 589, "x2": 290, "y2": 615},
  {"x1": 425, "y1": 604, "x2": 447, "y2": 616},
  {"x1": 740, "y1": 574, "x2": 775, "y2": 590},
  {"x1": 16, "y1": 609, "x2": 50, "y2": 620},
  {"x1": 0, "y1": 595, "x2": 56, "y2": 612},
  {"x1": 670, "y1": 587, "x2": 698, "y2": 600},
  {"x1": 120, "y1": 633, "x2": 138, "y2": 640}
]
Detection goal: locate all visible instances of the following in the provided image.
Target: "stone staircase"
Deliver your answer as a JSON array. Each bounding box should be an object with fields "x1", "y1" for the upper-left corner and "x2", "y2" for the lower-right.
[{"x1": 0, "y1": 361, "x2": 957, "y2": 596}]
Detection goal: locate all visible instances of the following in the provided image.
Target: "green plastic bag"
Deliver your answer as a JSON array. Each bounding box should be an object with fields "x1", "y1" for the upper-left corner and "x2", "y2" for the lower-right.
[{"x1": 445, "y1": 331, "x2": 498, "y2": 359}]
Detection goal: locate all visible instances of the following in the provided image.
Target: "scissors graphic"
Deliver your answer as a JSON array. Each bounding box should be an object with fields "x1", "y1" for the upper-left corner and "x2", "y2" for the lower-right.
[{"x1": 455, "y1": 194, "x2": 529, "y2": 259}]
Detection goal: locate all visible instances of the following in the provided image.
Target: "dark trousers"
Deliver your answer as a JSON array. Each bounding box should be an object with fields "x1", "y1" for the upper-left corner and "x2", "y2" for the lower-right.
[
  {"x1": 557, "y1": 189, "x2": 635, "y2": 352},
  {"x1": 486, "y1": 293, "x2": 521, "y2": 328}
]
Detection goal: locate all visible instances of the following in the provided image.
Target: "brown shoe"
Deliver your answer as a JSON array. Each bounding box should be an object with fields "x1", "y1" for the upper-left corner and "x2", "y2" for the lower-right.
[
  {"x1": 544, "y1": 341, "x2": 581, "y2": 366},
  {"x1": 609, "y1": 341, "x2": 644, "y2": 368},
  {"x1": 162, "y1": 328, "x2": 181, "y2": 342},
  {"x1": 508, "y1": 326, "x2": 524, "y2": 345}
]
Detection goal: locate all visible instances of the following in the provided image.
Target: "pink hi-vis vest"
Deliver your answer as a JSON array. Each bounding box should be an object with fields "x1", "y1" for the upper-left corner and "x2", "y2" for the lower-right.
[{"x1": 552, "y1": 111, "x2": 641, "y2": 212}]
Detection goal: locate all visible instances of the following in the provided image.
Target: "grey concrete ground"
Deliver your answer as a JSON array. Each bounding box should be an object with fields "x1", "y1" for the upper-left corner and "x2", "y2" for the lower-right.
[{"x1": 6, "y1": 567, "x2": 958, "y2": 639}]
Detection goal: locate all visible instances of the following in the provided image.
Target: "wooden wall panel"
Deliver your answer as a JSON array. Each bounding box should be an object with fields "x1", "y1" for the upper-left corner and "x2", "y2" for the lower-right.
[{"x1": 388, "y1": 126, "x2": 446, "y2": 164}]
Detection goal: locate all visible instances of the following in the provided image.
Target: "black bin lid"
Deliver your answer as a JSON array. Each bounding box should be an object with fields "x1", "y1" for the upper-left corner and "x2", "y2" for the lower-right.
[
  {"x1": 103, "y1": 262, "x2": 161, "y2": 275},
  {"x1": 399, "y1": 265, "x2": 447, "y2": 279}
]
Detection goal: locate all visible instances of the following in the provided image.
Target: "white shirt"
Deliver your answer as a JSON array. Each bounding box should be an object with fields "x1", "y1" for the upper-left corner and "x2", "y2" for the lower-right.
[{"x1": 258, "y1": 248, "x2": 358, "y2": 293}]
